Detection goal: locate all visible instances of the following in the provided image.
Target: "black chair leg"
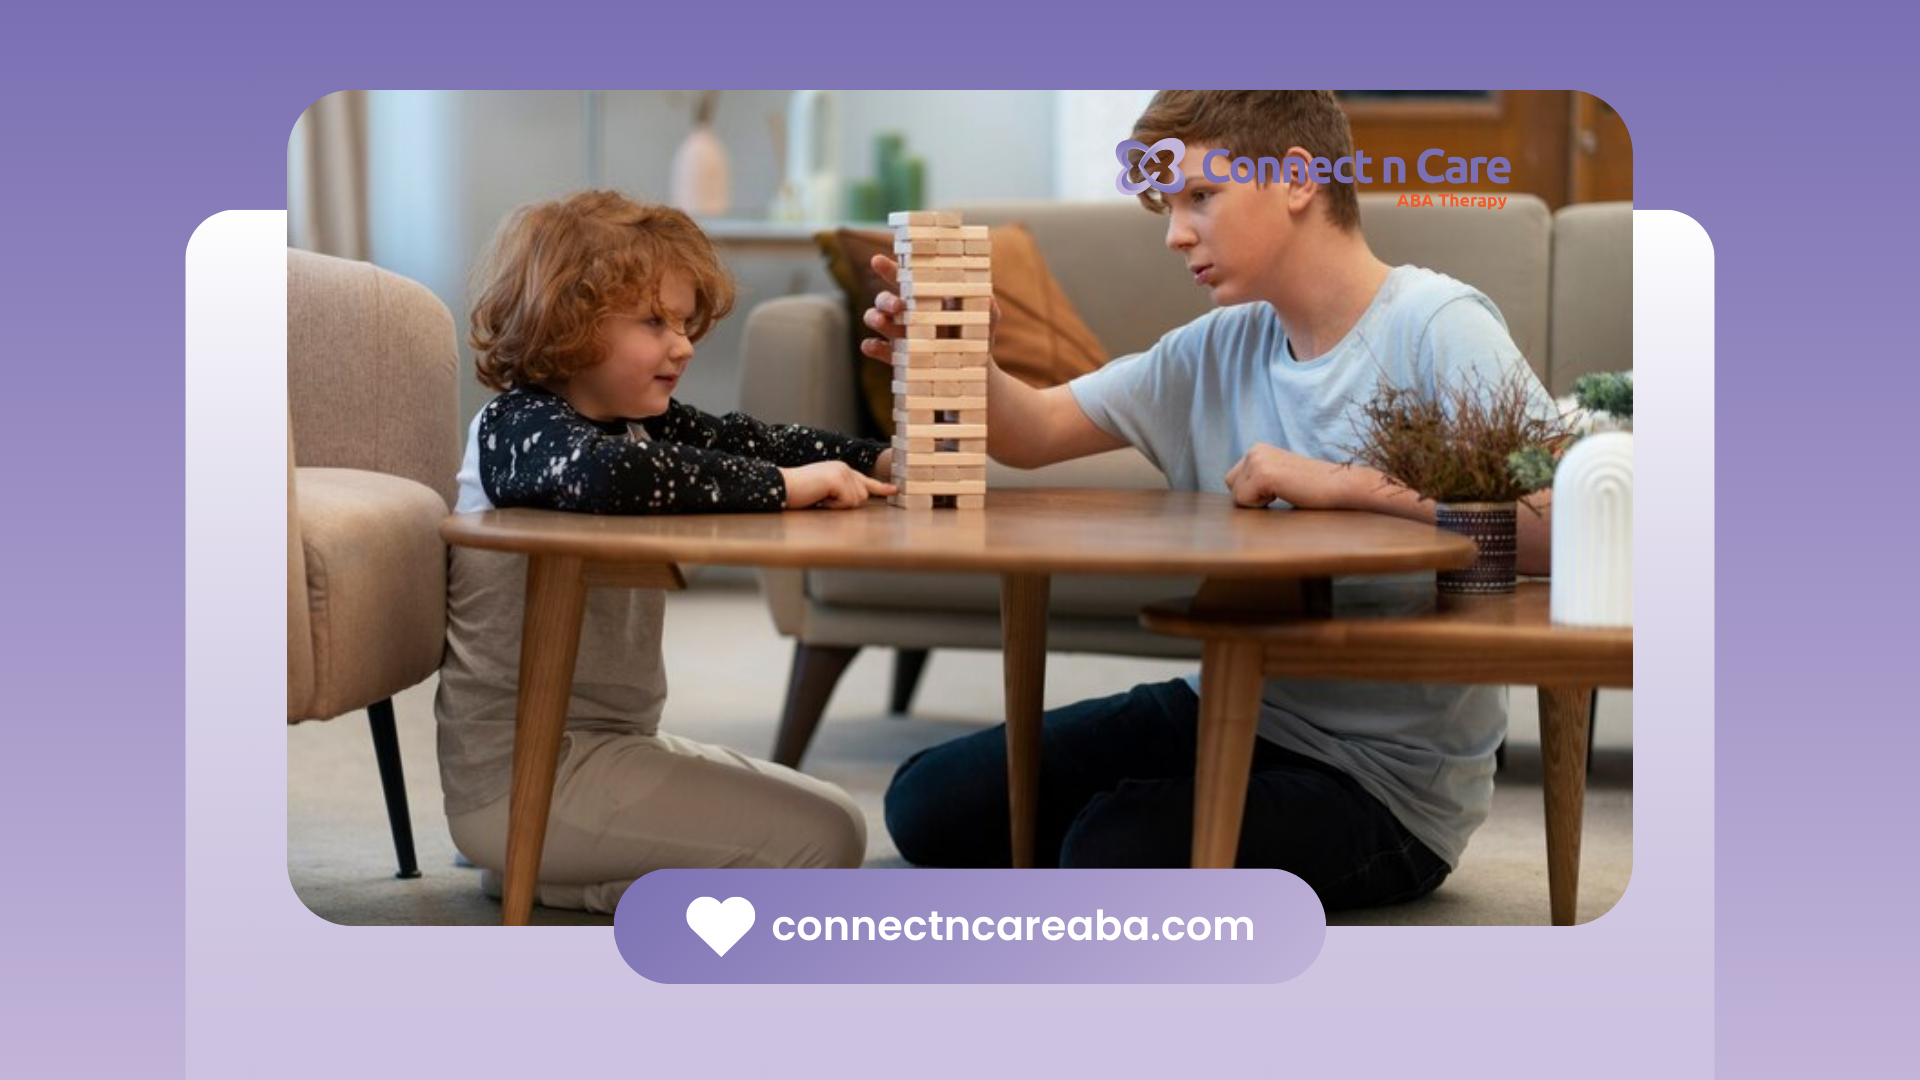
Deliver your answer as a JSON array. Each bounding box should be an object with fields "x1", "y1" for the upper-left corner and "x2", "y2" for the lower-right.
[
  {"x1": 773, "y1": 643, "x2": 860, "y2": 769},
  {"x1": 891, "y1": 649, "x2": 931, "y2": 716},
  {"x1": 367, "y1": 698, "x2": 422, "y2": 879}
]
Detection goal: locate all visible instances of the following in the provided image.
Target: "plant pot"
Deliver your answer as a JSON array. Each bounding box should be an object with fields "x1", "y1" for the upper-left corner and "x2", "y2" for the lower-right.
[{"x1": 1435, "y1": 501, "x2": 1517, "y2": 595}]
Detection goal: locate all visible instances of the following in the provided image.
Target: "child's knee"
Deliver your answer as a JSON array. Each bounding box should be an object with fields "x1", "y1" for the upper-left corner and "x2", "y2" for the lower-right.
[{"x1": 780, "y1": 784, "x2": 867, "y2": 868}]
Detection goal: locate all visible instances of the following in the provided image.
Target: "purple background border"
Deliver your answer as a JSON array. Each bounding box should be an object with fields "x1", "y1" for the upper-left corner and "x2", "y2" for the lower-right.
[{"x1": 6, "y1": 6, "x2": 1900, "y2": 1076}]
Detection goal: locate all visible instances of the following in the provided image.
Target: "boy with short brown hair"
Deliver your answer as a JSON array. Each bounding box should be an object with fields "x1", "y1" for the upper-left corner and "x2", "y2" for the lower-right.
[{"x1": 876, "y1": 91, "x2": 1559, "y2": 909}]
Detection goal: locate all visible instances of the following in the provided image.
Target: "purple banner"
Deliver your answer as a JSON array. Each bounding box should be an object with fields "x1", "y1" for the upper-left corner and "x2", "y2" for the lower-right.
[{"x1": 615, "y1": 869, "x2": 1324, "y2": 984}]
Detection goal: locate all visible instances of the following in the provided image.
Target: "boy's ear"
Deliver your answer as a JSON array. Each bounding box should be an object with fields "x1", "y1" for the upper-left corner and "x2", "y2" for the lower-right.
[{"x1": 1281, "y1": 147, "x2": 1317, "y2": 216}]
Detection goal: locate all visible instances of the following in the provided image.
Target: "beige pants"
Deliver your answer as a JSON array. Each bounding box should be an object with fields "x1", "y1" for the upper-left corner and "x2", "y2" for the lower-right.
[{"x1": 448, "y1": 729, "x2": 867, "y2": 914}]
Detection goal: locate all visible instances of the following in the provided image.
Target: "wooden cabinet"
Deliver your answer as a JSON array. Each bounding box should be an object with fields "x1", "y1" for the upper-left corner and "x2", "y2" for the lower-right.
[{"x1": 1339, "y1": 91, "x2": 1631, "y2": 209}]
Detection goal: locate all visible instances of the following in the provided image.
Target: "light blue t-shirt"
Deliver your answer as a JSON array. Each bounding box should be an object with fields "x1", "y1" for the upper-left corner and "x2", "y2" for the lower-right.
[{"x1": 1068, "y1": 265, "x2": 1556, "y2": 867}]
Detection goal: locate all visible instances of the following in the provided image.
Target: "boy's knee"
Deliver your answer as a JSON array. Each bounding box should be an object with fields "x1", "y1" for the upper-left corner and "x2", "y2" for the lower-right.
[
  {"x1": 1059, "y1": 789, "x2": 1190, "y2": 869},
  {"x1": 883, "y1": 747, "x2": 973, "y2": 866}
]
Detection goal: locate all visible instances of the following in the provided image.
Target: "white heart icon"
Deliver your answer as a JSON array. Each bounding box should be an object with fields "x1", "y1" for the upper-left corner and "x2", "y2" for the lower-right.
[{"x1": 685, "y1": 896, "x2": 755, "y2": 957}]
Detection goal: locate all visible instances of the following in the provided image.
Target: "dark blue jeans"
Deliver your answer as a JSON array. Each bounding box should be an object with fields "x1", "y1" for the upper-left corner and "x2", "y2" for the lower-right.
[{"x1": 884, "y1": 678, "x2": 1450, "y2": 911}]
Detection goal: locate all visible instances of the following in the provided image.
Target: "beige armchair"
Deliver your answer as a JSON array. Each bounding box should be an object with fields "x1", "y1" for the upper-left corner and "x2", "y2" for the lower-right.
[
  {"x1": 287, "y1": 249, "x2": 459, "y2": 877},
  {"x1": 742, "y1": 197, "x2": 1626, "y2": 768}
]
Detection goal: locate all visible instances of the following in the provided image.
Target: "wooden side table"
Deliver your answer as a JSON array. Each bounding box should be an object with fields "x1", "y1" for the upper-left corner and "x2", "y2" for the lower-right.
[{"x1": 1140, "y1": 583, "x2": 1631, "y2": 925}]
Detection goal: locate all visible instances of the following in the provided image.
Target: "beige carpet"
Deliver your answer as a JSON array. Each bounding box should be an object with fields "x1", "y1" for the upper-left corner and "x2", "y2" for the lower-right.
[{"x1": 289, "y1": 579, "x2": 1632, "y2": 927}]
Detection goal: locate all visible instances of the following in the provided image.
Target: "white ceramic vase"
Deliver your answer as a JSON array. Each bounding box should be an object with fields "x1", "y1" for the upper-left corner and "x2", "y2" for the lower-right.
[
  {"x1": 670, "y1": 124, "x2": 731, "y2": 217},
  {"x1": 1550, "y1": 431, "x2": 1633, "y2": 626}
]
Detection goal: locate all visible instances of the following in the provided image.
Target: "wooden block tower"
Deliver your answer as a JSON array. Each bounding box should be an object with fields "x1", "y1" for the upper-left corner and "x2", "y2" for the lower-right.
[{"x1": 887, "y1": 210, "x2": 990, "y2": 510}]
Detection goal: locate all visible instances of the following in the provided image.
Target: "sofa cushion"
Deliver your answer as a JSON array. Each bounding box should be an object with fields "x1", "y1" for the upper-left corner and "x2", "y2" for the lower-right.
[
  {"x1": 293, "y1": 468, "x2": 448, "y2": 722},
  {"x1": 816, "y1": 224, "x2": 1106, "y2": 435},
  {"x1": 1549, "y1": 202, "x2": 1633, "y2": 395}
]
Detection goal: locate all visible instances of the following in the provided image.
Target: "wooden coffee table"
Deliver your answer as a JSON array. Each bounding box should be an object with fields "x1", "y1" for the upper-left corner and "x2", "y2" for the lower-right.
[
  {"x1": 442, "y1": 489, "x2": 1477, "y2": 925},
  {"x1": 1141, "y1": 583, "x2": 1631, "y2": 924}
]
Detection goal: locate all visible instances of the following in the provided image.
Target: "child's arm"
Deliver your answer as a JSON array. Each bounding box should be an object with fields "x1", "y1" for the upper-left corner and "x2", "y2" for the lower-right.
[
  {"x1": 641, "y1": 400, "x2": 885, "y2": 475},
  {"x1": 478, "y1": 389, "x2": 783, "y2": 514}
]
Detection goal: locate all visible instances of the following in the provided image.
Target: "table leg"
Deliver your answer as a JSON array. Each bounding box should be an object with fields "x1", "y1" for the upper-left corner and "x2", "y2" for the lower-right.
[
  {"x1": 1000, "y1": 573, "x2": 1049, "y2": 870},
  {"x1": 1538, "y1": 685, "x2": 1596, "y2": 926},
  {"x1": 1192, "y1": 638, "x2": 1267, "y2": 868},
  {"x1": 502, "y1": 554, "x2": 588, "y2": 926}
]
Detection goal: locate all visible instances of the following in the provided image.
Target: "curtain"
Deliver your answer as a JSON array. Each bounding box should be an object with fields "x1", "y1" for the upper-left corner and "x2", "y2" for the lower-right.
[{"x1": 288, "y1": 90, "x2": 370, "y2": 260}]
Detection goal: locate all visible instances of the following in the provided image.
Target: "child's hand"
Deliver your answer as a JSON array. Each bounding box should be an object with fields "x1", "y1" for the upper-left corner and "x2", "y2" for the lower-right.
[
  {"x1": 781, "y1": 461, "x2": 897, "y2": 510},
  {"x1": 859, "y1": 253, "x2": 1002, "y2": 365},
  {"x1": 1224, "y1": 444, "x2": 1353, "y2": 510}
]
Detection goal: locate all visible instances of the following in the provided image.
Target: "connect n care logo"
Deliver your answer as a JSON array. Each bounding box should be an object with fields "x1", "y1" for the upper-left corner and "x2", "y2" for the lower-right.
[{"x1": 1115, "y1": 138, "x2": 1186, "y2": 195}]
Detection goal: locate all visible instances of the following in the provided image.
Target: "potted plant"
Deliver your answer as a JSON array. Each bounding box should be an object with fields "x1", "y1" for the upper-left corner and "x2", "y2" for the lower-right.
[{"x1": 1349, "y1": 368, "x2": 1571, "y2": 595}]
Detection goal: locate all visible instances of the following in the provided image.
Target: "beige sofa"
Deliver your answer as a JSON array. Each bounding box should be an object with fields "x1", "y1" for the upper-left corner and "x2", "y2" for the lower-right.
[{"x1": 740, "y1": 196, "x2": 1631, "y2": 766}]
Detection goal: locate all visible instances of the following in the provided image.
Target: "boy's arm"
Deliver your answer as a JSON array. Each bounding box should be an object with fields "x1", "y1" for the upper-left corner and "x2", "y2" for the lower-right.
[
  {"x1": 1225, "y1": 445, "x2": 1554, "y2": 575},
  {"x1": 981, "y1": 361, "x2": 1128, "y2": 469}
]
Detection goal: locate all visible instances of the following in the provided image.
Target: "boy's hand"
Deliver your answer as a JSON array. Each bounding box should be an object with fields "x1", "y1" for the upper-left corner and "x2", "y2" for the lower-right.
[
  {"x1": 1224, "y1": 444, "x2": 1353, "y2": 510},
  {"x1": 859, "y1": 253, "x2": 1001, "y2": 364},
  {"x1": 780, "y1": 461, "x2": 896, "y2": 510}
]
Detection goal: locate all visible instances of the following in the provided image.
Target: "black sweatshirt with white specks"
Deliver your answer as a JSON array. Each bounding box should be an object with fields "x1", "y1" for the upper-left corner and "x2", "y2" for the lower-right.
[{"x1": 477, "y1": 385, "x2": 884, "y2": 514}]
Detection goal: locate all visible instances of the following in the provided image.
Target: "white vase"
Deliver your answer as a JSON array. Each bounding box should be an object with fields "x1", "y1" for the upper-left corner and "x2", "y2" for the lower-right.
[
  {"x1": 1550, "y1": 432, "x2": 1633, "y2": 626},
  {"x1": 670, "y1": 125, "x2": 730, "y2": 217}
]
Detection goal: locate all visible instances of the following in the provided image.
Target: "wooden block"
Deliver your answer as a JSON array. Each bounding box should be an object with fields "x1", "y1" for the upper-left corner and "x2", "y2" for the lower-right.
[
  {"x1": 963, "y1": 271, "x2": 992, "y2": 284},
  {"x1": 894, "y1": 423, "x2": 987, "y2": 440},
  {"x1": 901, "y1": 311, "x2": 991, "y2": 326},
  {"x1": 889, "y1": 493, "x2": 935, "y2": 509},
  {"x1": 934, "y1": 466, "x2": 960, "y2": 482},
  {"x1": 894, "y1": 408, "x2": 937, "y2": 426},
  {"x1": 959, "y1": 324, "x2": 990, "y2": 340},
  {"x1": 893, "y1": 435, "x2": 934, "y2": 453},
  {"x1": 899, "y1": 268, "x2": 964, "y2": 284},
  {"x1": 895, "y1": 239, "x2": 963, "y2": 256},
  {"x1": 961, "y1": 298, "x2": 993, "y2": 311},
  {"x1": 890, "y1": 380, "x2": 938, "y2": 396},
  {"x1": 959, "y1": 439, "x2": 987, "y2": 453},
  {"x1": 964, "y1": 239, "x2": 991, "y2": 255},
  {"x1": 913, "y1": 451, "x2": 987, "y2": 467},
  {"x1": 892, "y1": 357, "x2": 965, "y2": 375},
  {"x1": 905, "y1": 324, "x2": 936, "y2": 339},
  {"x1": 955, "y1": 494, "x2": 985, "y2": 509},
  {"x1": 889, "y1": 211, "x2": 961, "y2": 227},
  {"x1": 936, "y1": 382, "x2": 964, "y2": 397},
  {"x1": 907, "y1": 480, "x2": 987, "y2": 495},
  {"x1": 898, "y1": 255, "x2": 991, "y2": 271},
  {"x1": 899, "y1": 281, "x2": 993, "y2": 299},
  {"x1": 897, "y1": 367, "x2": 985, "y2": 382},
  {"x1": 896, "y1": 226, "x2": 972, "y2": 241},
  {"x1": 900, "y1": 395, "x2": 986, "y2": 411},
  {"x1": 894, "y1": 465, "x2": 934, "y2": 481},
  {"x1": 892, "y1": 338, "x2": 989, "y2": 354}
]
